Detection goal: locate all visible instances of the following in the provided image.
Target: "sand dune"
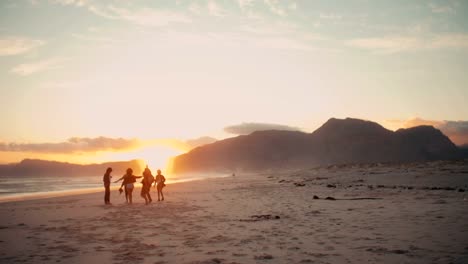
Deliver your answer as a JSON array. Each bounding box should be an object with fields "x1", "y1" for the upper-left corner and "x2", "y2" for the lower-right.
[{"x1": 1, "y1": 160, "x2": 467, "y2": 263}]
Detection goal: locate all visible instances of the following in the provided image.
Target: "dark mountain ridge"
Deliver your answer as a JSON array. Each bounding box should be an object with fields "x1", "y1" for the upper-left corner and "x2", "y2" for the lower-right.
[
  {"x1": 0, "y1": 159, "x2": 143, "y2": 177},
  {"x1": 172, "y1": 118, "x2": 463, "y2": 173}
]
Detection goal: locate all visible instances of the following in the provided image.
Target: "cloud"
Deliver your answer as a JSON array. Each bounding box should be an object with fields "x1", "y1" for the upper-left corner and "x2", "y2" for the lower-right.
[
  {"x1": 0, "y1": 136, "x2": 220, "y2": 155},
  {"x1": 428, "y1": 2, "x2": 455, "y2": 13},
  {"x1": 398, "y1": 118, "x2": 442, "y2": 128},
  {"x1": 224, "y1": 122, "x2": 300, "y2": 135},
  {"x1": 185, "y1": 136, "x2": 217, "y2": 148},
  {"x1": 346, "y1": 33, "x2": 468, "y2": 54},
  {"x1": 0, "y1": 37, "x2": 44, "y2": 56},
  {"x1": 10, "y1": 57, "x2": 66, "y2": 76},
  {"x1": 70, "y1": 33, "x2": 123, "y2": 44},
  {"x1": 319, "y1": 13, "x2": 342, "y2": 20},
  {"x1": 237, "y1": 0, "x2": 255, "y2": 11},
  {"x1": 0, "y1": 137, "x2": 143, "y2": 154},
  {"x1": 346, "y1": 36, "x2": 424, "y2": 54},
  {"x1": 288, "y1": 2, "x2": 297, "y2": 11},
  {"x1": 263, "y1": 0, "x2": 286, "y2": 16},
  {"x1": 207, "y1": 0, "x2": 225, "y2": 17},
  {"x1": 441, "y1": 121, "x2": 468, "y2": 146},
  {"x1": 388, "y1": 118, "x2": 468, "y2": 145},
  {"x1": 107, "y1": 6, "x2": 192, "y2": 27},
  {"x1": 52, "y1": 0, "x2": 88, "y2": 7},
  {"x1": 188, "y1": 2, "x2": 203, "y2": 15},
  {"x1": 49, "y1": 1, "x2": 191, "y2": 27}
]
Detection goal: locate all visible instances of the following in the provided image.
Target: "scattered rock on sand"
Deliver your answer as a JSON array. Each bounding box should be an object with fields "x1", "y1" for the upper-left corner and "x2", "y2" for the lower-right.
[
  {"x1": 457, "y1": 188, "x2": 465, "y2": 192},
  {"x1": 241, "y1": 215, "x2": 281, "y2": 222},
  {"x1": 197, "y1": 258, "x2": 224, "y2": 264},
  {"x1": 254, "y1": 254, "x2": 274, "y2": 260},
  {"x1": 294, "y1": 183, "x2": 306, "y2": 187},
  {"x1": 313, "y1": 195, "x2": 319, "y2": 199},
  {"x1": 366, "y1": 247, "x2": 409, "y2": 255},
  {"x1": 326, "y1": 184, "x2": 336, "y2": 188},
  {"x1": 391, "y1": 249, "x2": 409, "y2": 254},
  {"x1": 325, "y1": 197, "x2": 336, "y2": 201}
]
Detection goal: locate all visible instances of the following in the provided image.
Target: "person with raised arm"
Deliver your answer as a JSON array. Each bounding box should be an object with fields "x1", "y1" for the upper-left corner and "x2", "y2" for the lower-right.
[
  {"x1": 114, "y1": 168, "x2": 142, "y2": 204},
  {"x1": 140, "y1": 166, "x2": 154, "y2": 205}
]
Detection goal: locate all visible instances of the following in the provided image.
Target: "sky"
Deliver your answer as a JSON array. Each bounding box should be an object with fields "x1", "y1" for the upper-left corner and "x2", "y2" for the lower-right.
[{"x1": 1, "y1": 0, "x2": 468, "y2": 168}]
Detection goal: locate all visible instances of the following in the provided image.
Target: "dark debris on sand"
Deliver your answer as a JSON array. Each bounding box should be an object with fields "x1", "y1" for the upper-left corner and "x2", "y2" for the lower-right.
[
  {"x1": 239, "y1": 215, "x2": 281, "y2": 222},
  {"x1": 254, "y1": 254, "x2": 274, "y2": 260}
]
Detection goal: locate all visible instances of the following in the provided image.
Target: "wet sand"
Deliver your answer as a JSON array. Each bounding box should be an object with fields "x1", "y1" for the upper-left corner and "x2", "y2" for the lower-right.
[{"x1": 0, "y1": 160, "x2": 467, "y2": 264}]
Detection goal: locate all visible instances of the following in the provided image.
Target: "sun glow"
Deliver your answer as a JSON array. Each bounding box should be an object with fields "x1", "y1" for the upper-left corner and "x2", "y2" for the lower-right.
[{"x1": 102, "y1": 145, "x2": 185, "y2": 175}]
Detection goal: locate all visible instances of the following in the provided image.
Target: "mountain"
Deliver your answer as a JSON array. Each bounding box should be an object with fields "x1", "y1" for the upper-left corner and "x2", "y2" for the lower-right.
[
  {"x1": 172, "y1": 118, "x2": 463, "y2": 173},
  {"x1": 0, "y1": 159, "x2": 143, "y2": 177}
]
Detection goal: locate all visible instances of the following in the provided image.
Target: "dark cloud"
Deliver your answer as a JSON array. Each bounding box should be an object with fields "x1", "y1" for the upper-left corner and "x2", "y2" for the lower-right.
[
  {"x1": 0, "y1": 137, "x2": 142, "y2": 154},
  {"x1": 185, "y1": 136, "x2": 217, "y2": 148},
  {"x1": 400, "y1": 118, "x2": 468, "y2": 145},
  {"x1": 224, "y1": 122, "x2": 301, "y2": 135}
]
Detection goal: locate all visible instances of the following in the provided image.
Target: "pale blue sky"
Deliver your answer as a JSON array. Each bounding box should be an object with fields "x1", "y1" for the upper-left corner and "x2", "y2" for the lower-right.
[{"x1": 0, "y1": 0, "x2": 468, "y2": 163}]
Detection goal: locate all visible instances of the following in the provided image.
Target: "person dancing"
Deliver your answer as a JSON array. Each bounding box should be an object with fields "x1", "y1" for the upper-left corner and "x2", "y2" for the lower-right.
[
  {"x1": 141, "y1": 166, "x2": 154, "y2": 205},
  {"x1": 154, "y1": 169, "x2": 166, "y2": 201}
]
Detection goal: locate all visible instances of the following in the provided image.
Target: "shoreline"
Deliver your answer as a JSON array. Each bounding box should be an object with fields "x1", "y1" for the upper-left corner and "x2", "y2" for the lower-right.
[{"x1": 0, "y1": 173, "x2": 230, "y2": 204}]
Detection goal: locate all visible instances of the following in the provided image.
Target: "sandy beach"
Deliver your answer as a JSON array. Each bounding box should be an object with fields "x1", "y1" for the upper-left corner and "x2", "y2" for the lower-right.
[{"x1": 1, "y1": 160, "x2": 467, "y2": 264}]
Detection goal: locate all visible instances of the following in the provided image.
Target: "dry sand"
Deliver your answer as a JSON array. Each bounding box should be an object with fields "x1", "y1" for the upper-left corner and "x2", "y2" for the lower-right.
[{"x1": 1, "y1": 160, "x2": 468, "y2": 264}]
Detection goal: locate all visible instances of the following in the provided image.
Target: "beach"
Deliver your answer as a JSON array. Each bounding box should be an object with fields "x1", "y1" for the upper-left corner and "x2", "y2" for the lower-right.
[{"x1": 1, "y1": 160, "x2": 467, "y2": 264}]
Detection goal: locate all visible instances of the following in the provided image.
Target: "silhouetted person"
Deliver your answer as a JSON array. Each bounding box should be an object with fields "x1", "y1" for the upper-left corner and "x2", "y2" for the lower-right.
[
  {"x1": 115, "y1": 168, "x2": 142, "y2": 204},
  {"x1": 141, "y1": 166, "x2": 154, "y2": 205},
  {"x1": 154, "y1": 169, "x2": 166, "y2": 201},
  {"x1": 103, "y1": 167, "x2": 112, "y2": 205}
]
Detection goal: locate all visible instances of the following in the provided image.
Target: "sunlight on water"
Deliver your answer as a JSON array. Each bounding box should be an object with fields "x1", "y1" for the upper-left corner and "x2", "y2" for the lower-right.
[{"x1": 0, "y1": 173, "x2": 230, "y2": 203}]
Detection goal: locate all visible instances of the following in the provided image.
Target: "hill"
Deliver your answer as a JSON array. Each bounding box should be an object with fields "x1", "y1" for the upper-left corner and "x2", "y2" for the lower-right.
[
  {"x1": 172, "y1": 118, "x2": 462, "y2": 173},
  {"x1": 0, "y1": 159, "x2": 143, "y2": 177}
]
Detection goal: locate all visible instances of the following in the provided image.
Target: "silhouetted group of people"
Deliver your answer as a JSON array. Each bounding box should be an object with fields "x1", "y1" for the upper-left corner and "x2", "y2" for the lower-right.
[{"x1": 102, "y1": 166, "x2": 166, "y2": 205}]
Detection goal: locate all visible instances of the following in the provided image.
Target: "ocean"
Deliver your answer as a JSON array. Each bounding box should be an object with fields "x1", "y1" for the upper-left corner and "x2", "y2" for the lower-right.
[{"x1": 0, "y1": 173, "x2": 229, "y2": 203}]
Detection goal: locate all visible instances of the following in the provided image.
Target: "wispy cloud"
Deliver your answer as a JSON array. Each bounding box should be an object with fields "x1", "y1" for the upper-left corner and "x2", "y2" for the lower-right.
[
  {"x1": 185, "y1": 136, "x2": 217, "y2": 148},
  {"x1": 0, "y1": 136, "x2": 218, "y2": 154},
  {"x1": 224, "y1": 122, "x2": 300, "y2": 135},
  {"x1": 207, "y1": 0, "x2": 225, "y2": 17},
  {"x1": 0, "y1": 37, "x2": 44, "y2": 56},
  {"x1": 264, "y1": 0, "x2": 286, "y2": 16},
  {"x1": 428, "y1": 2, "x2": 455, "y2": 13},
  {"x1": 288, "y1": 2, "x2": 297, "y2": 11},
  {"x1": 10, "y1": 57, "x2": 66, "y2": 76},
  {"x1": 346, "y1": 33, "x2": 468, "y2": 54},
  {"x1": 49, "y1": 1, "x2": 192, "y2": 27},
  {"x1": 70, "y1": 33, "x2": 123, "y2": 44},
  {"x1": 319, "y1": 13, "x2": 342, "y2": 20},
  {"x1": 0, "y1": 137, "x2": 142, "y2": 154},
  {"x1": 346, "y1": 36, "x2": 421, "y2": 54},
  {"x1": 52, "y1": 0, "x2": 89, "y2": 7},
  {"x1": 107, "y1": 6, "x2": 192, "y2": 27},
  {"x1": 188, "y1": 2, "x2": 203, "y2": 15},
  {"x1": 237, "y1": 0, "x2": 255, "y2": 11}
]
